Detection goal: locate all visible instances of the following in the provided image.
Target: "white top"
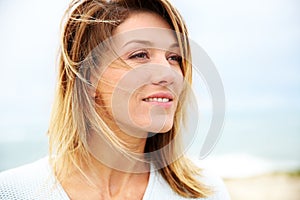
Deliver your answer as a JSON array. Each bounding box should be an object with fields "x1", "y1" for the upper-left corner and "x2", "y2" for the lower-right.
[{"x1": 0, "y1": 157, "x2": 230, "y2": 200}]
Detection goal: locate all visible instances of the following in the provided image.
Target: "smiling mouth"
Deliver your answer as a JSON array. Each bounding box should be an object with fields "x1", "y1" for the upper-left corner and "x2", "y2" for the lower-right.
[
  {"x1": 143, "y1": 97, "x2": 172, "y2": 103},
  {"x1": 142, "y1": 92, "x2": 174, "y2": 104}
]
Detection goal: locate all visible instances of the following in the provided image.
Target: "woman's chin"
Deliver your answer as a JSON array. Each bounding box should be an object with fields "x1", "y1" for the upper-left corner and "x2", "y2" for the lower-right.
[{"x1": 145, "y1": 121, "x2": 174, "y2": 134}]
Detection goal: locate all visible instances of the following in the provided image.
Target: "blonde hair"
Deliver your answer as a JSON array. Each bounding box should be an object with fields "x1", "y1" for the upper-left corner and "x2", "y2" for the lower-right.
[{"x1": 48, "y1": 0, "x2": 211, "y2": 198}]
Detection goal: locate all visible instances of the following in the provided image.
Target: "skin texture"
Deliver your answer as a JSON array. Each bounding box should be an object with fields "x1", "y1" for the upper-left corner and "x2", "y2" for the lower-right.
[
  {"x1": 63, "y1": 12, "x2": 183, "y2": 200},
  {"x1": 97, "y1": 12, "x2": 183, "y2": 136}
]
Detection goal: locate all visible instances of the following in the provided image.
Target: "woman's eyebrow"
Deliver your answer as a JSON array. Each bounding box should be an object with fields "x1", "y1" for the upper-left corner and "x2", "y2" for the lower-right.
[
  {"x1": 121, "y1": 39, "x2": 179, "y2": 49},
  {"x1": 122, "y1": 40, "x2": 153, "y2": 48}
]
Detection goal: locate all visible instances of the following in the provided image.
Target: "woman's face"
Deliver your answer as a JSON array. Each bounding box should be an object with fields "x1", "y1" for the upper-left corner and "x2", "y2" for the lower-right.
[{"x1": 96, "y1": 12, "x2": 184, "y2": 137}]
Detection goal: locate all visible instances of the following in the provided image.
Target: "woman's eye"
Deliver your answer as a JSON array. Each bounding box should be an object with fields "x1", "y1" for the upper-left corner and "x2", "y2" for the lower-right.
[
  {"x1": 129, "y1": 52, "x2": 149, "y2": 59},
  {"x1": 167, "y1": 55, "x2": 182, "y2": 64}
]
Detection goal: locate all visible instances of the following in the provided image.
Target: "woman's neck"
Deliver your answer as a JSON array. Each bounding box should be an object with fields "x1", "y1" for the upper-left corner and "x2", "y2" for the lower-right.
[
  {"x1": 62, "y1": 158, "x2": 150, "y2": 200},
  {"x1": 61, "y1": 130, "x2": 150, "y2": 199}
]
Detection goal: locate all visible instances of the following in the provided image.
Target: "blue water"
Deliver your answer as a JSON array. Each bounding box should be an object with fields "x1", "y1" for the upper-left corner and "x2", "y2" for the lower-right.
[
  {"x1": 0, "y1": 140, "x2": 48, "y2": 171},
  {"x1": 1, "y1": 108, "x2": 299, "y2": 172}
]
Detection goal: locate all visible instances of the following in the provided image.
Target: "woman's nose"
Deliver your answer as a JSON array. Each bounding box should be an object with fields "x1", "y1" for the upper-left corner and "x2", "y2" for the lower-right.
[
  {"x1": 150, "y1": 53, "x2": 178, "y2": 86},
  {"x1": 150, "y1": 64, "x2": 176, "y2": 86}
]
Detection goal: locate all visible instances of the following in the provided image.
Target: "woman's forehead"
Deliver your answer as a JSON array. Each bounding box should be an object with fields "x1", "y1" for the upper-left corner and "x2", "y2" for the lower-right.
[
  {"x1": 114, "y1": 11, "x2": 172, "y2": 34},
  {"x1": 112, "y1": 28, "x2": 180, "y2": 54}
]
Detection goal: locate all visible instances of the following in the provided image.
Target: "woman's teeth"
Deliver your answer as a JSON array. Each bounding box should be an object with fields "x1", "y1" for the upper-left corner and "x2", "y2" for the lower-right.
[{"x1": 144, "y1": 98, "x2": 170, "y2": 102}]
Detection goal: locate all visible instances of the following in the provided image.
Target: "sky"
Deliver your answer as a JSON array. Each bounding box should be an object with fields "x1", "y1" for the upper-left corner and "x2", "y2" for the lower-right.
[
  {"x1": 171, "y1": 0, "x2": 300, "y2": 159},
  {"x1": 172, "y1": 0, "x2": 300, "y2": 111},
  {"x1": 0, "y1": 0, "x2": 299, "y2": 171}
]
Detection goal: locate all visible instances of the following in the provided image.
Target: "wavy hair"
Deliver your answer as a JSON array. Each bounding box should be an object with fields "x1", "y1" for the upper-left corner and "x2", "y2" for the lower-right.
[{"x1": 48, "y1": 0, "x2": 211, "y2": 198}]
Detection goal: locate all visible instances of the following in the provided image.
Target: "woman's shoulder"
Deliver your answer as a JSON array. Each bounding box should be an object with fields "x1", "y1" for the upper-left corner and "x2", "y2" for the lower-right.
[
  {"x1": 147, "y1": 157, "x2": 231, "y2": 200},
  {"x1": 192, "y1": 158, "x2": 231, "y2": 200},
  {"x1": 0, "y1": 157, "x2": 68, "y2": 200},
  {"x1": 0, "y1": 157, "x2": 49, "y2": 184}
]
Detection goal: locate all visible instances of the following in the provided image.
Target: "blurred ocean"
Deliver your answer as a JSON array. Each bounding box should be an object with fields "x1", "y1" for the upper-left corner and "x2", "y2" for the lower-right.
[
  {"x1": 1, "y1": 104, "x2": 299, "y2": 178},
  {"x1": 0, "y1": 140, "x2": 48, "y2": 172}
]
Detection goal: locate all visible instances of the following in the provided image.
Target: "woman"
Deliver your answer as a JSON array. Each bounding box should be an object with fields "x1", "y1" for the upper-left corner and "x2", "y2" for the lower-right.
[{"x1": 0, "y1": 0, "x2": 230, "y2": 199}]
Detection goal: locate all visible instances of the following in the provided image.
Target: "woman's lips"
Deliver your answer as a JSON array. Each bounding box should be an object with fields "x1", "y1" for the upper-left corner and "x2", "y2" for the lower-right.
[{"x1": 142, "y1": 92, "x2": 174, "y2": 108}]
